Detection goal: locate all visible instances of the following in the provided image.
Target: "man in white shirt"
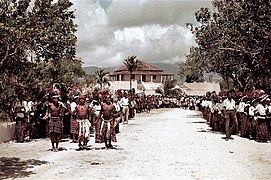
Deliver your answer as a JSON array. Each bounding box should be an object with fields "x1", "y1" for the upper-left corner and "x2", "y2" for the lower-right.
[
  {"x1": 89, "y1": 99, "x2": 102, "y2": 143},
  {"x1": 120, "y1": 93, "x2": 129, "y2": 124},
  {"x1": 113, "y1": 98, "x2": 122, "y2": 134},
  {"x1": 223, "y1": 91, "x2": 237, "y2": 141},
  {"x1": 237, "y1": 97, "x2": 249, "y2": 137},
  {"x1": 254, "y1": 97, "x2": 269, "y2": 142},
  {"x1": 70, "y1": 96, "x2": 78, "y2": 142}
]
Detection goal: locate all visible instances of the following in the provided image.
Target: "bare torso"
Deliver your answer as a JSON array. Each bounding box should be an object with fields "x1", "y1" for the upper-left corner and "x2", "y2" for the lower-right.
[
  {"x1": 49, "y1": 103, "x2": 62, "y2": 117},
  {"x1": 76, "y1": 105, "x2": 89, "y2": 119},
  {"x1": 101, "y1": 102, "x2": 115, "y2": 120}
]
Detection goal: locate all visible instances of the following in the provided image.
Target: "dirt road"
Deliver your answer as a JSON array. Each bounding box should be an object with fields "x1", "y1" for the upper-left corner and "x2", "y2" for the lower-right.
[{"x1": 0, "y1": 108, "x2": 270, "y2": 179}]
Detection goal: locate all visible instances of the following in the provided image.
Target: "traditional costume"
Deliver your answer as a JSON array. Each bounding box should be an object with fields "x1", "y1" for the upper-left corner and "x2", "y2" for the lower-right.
[{"x1": 100, "y1": 115, "x2": 116, "y2": 143}]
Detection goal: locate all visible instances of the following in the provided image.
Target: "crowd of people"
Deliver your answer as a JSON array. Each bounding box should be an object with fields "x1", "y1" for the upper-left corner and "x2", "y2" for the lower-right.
[
  {"x1": 201, "y1": 90, "x2": 271, "y2": 142},
  {"x1": 11, "y1": 85, "x2": 185, "y2": 151},
  {"x1": 11, "y1": 84, "x2": 271, "y2": 152}
]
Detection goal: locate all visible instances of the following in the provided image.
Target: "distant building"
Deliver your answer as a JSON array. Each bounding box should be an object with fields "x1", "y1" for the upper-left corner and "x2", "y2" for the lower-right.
[{"x1": 110, "y1": 61, "x2": 173, "y2": 84}]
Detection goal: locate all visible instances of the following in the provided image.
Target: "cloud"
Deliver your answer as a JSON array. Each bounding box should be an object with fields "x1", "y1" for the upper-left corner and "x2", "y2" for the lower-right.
[
  {"x1": 71, "y1": 0, "x2": 212, "y2": 67},
  {"x1": 107, "y1": 0, "x2": 212, "y2": 28}
]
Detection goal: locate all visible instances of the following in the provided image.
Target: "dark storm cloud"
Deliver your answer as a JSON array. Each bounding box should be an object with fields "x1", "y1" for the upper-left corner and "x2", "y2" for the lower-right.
[
  {"x1": 107, "y1": 1, "x2": 213, "y2": 28},
  {"x1": 71, "y1": 0, "x2": 213, "y2": 67}
]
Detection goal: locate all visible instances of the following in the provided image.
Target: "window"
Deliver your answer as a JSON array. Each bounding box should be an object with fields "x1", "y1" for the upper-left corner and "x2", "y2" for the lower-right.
[
  {"x1": 153, "y1": 75, "x2": 156, "y2": 80},
  {"x1": 131, "y1": 74, "x2": 135, "y2": 79}
]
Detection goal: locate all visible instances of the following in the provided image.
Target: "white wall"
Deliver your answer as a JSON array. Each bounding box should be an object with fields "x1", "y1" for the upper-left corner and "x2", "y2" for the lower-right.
[{"x1": 0, "y1": 122, "x2": 15, "y2": 143}]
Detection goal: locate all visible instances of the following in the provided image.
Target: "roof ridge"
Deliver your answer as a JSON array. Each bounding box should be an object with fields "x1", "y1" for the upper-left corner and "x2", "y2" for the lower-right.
[{"x1": 114, "y1": 61, "x2": 163, "y2": 72}]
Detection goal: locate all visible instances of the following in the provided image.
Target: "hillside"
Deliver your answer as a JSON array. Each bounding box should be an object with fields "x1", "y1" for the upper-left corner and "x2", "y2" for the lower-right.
[{"x1": 83, "y1": 66, "x2": 117, "y2": 74}]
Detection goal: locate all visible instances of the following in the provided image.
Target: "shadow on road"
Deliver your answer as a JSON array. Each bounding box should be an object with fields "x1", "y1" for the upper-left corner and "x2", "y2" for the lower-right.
[
  {"x1": 197, "y1": 129, "x2": 211, "y2": 132},
  {"x1": 196, "y1": 127, "x2": 212, "y2": 133},
  {"x1": 0, "y1": 157, "x2": 48, "y2": 179},
  {"x1": 186, "y1": 114, "x2": 203, "y2": 118},
  {"x1": 189, "y1": 121, "x2": 206, "y2": 124}
]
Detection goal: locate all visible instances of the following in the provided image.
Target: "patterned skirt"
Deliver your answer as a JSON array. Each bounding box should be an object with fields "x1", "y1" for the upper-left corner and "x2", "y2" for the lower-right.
[
  {"x1": 100, "y1": 118, "x2": 116, "y2": 142},
  {"x1": 70, "y1": 118, "x2": 79, "y2": 135},
  {"x1": 15, "y1": 120, "x2": 28, "y2": 142},
  {"x1": 49, "y1": 117, "x2": 63, "y2": 134},
  {"x1": 256, "y1": 117, "x2": 269, "y2": 142},
  {"x1": 239, "y1": 113, "x2": 248, "y2": 137}
]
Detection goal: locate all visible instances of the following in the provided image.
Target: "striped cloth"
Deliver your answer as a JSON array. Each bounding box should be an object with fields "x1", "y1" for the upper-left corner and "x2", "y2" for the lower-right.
[
  {"x1": 70, "y1": 118, "x2": 79, "y2": 135},
  {"x1": 49, "y1": 117, "x2": 63, "y2": 134}
]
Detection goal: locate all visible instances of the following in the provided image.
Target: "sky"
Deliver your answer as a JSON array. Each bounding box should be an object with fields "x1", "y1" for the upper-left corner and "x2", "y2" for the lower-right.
[{"x1": 71, "y1": 0, "x2": 213, "y2": 67}]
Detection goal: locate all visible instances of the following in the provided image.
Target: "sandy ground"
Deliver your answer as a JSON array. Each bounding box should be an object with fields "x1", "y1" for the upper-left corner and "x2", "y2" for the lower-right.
[{"x1": 0, "y1": 108, "x2": 271, "y2": 180}]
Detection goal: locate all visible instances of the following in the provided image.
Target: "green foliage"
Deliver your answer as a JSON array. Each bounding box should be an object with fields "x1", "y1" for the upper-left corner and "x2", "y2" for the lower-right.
[
  {"x1": 59, "y1": 58, "x2": 85, "y2": 85},
  {"x1": 30, "y1": 0, "x2": 77, "y2": 62},
  {"x1": 179, "y1": 47, "x2": 204, "y2": 83},
  {"x1": 0, "y1": 0, "x2": 82, "y2": 119},
  {"x1": 164, "y1": 79, "x2": 177, "y2": 96},
  {"x1": 155, "y1": 87, "x2": 164, "y2": 95},
  {"x1": 181, "y1": 0, "x2": 271, "y2": 91},
  {"x1": 83, "y1": 74, "x2": 96, "y2": 87},
  {"x1": 123, "y1": 56, "x2": 142, "y2": 73}
]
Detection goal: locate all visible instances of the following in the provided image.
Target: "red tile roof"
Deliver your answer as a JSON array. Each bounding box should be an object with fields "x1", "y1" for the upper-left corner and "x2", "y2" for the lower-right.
[
  {"x1": 115, "y1": 61, "x2": 163, "y2": 72},
  {"x1": 112, "y1": 61, "x2": 173, "y2": 75},
  {"x1": 110, "y1": 71, "x2": 173, "y2": 76}
]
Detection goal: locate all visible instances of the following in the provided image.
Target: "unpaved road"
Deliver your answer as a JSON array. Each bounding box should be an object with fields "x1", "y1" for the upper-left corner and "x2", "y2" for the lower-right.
[{"x1": 0, "y1": 108, "x2": 271, "y2": 180}]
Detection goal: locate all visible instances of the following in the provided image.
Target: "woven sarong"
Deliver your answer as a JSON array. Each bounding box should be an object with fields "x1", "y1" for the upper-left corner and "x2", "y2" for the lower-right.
[
  {"x1": 100, "y1": 117, "x2": 116, "y2": 142},
  {"x1": 49, "y1": 117, "x2": 62, "y2": 134}
]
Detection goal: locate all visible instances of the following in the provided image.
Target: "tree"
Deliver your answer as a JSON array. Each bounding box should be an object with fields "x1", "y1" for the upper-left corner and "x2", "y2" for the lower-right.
[
  {"x1": 179, "y1": 47, "x2": 204, "y2": 83},
  {"x1": 0, "y1": 0, "x2": 77, "y2": 69},
  {"x1": 30, "y1": 0, "x2": 77, "y2": 81},
  {"x1": 155, "y1": 87, "x2": 164, "y2": 95},
  {"x1": 123, "y1": 56, "x2": 142, "y2": 90},
  {"x1": 182, "y1": 0, "x2": 271, "y2": 91},
  {"x1": 0, "y1": 0, "x2": 79, "y2": 120},
  {"x1": 83, "y1": 74, "x2": 96, "y2": 87},
  {"x1": 163, "y1": 79, "x2": 177, "y2": 96},
  {"x1": 58, "y1": 58, "x2": 85, "y2": 86},
  {"x1": 95, "y1": 68, "x2": 110, "y2": 90}
]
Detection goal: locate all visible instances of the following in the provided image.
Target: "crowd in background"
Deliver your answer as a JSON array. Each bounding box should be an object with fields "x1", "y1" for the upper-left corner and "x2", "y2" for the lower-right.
[
  {"x1": 10, "y1": 84, "x2": 271, "y2": 148},
  {"x1": 200, "y1": 90, "x2": 271, "y2": 142}
]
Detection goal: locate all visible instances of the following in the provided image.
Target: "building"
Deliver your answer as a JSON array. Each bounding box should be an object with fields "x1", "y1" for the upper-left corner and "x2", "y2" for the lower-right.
[{"x1": 110, "y1": 61, "x2": 174, "y2": 84}]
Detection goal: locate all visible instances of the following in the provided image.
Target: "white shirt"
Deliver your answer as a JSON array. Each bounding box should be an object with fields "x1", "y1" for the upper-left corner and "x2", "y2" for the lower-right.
[
  {"x1": 92, "y1": 104, "x2": 101, "y2": 116},
  {"x1": 237, "y1": 101, "x2": 246, "y2": 112},
  {"x1": 248, "y1": 106, "x2": 255, "y2": 116},
  {"x1": 70, "y1": 102, "x2": 77, "y2": 111},
  {"x1": 120, "y1": 97, "x2": 129, "y2": 107},
  {"x1": 223, "y1": 98, "x2": 235, "y2": 110},
  {"x1": 215, "y1": 103, "x2": 223, "y2": 114},
  {"x1": 113, "y1": 101, "x2": 121, "y2": 112},
  {"x1": 255, "y1": 103, "x2": 267, "y2": 116}
]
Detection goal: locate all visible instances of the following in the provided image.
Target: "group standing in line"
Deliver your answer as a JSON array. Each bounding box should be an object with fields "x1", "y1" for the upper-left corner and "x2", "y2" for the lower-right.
[{"x1": 11, "y1": 85, "x2": 271, "y2": 152}]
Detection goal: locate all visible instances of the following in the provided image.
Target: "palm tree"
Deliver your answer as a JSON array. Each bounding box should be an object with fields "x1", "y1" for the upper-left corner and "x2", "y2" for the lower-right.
[
  {"x1": 95, "y1": 68, "x2": 110, "y2": 90},
  {"x1": 123, "y1": 56, "x2": 142, "y2": 90}
]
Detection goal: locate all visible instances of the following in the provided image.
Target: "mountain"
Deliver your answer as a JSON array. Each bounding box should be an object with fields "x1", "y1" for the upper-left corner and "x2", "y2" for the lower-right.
[
  {"x1": 151, "y1": 63, "x2": 179, "y2": 77},
  {"x1": 82, "y1": 66, "x2": 116, "y2": 75}
]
